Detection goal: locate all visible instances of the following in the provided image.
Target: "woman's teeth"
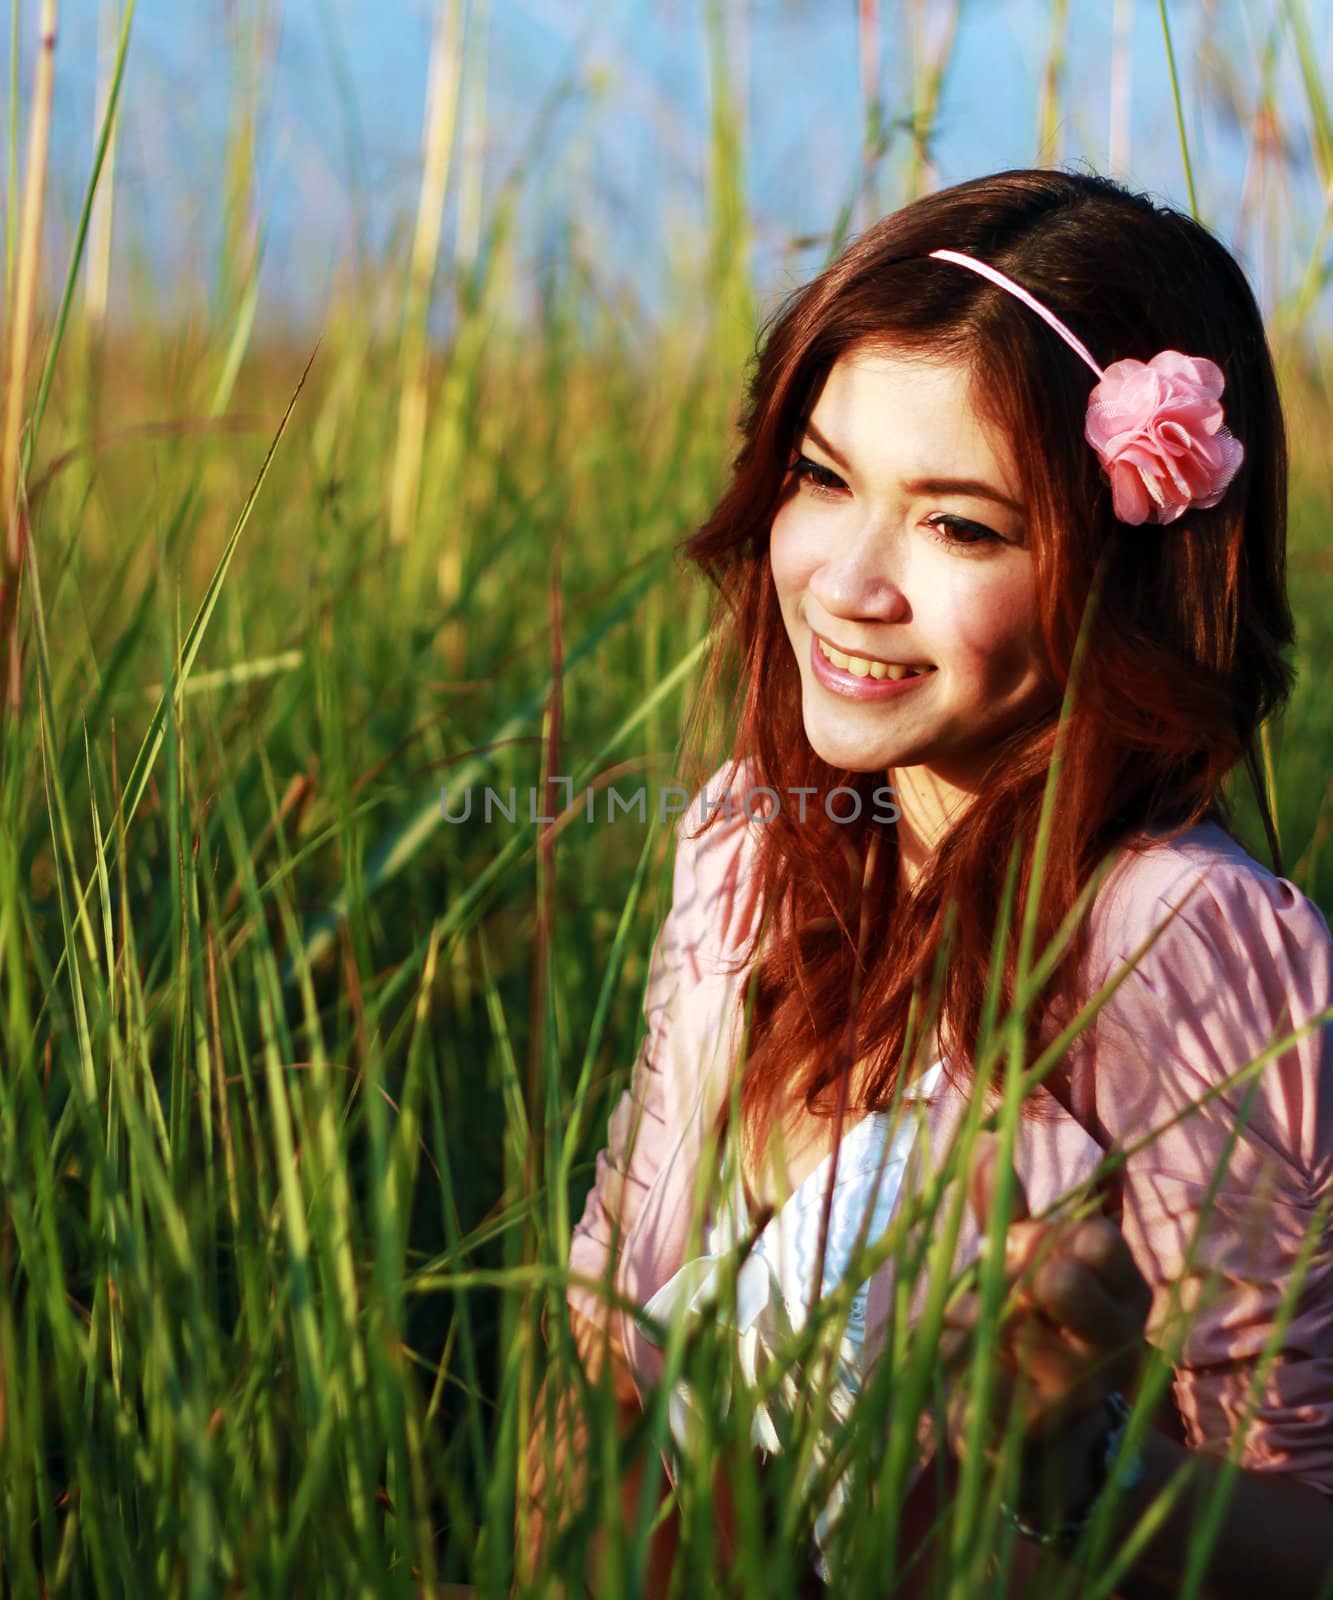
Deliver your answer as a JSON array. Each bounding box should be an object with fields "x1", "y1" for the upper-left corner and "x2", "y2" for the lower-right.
[{"x1": 818, "y1": 639, "x2": 925, "y2": 681}]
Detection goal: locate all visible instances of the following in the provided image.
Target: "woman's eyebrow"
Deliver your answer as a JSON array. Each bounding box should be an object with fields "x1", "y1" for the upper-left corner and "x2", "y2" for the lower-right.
[{"x1": 801, "y1": 418, "x2": 1025, "y2": 515}]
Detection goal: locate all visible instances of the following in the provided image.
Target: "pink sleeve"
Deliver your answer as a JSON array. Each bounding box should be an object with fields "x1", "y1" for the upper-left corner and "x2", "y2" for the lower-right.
[
  {"x1": 559, "y1": 808, "x2": 703, "y2": 1335},
  {"x1": 1090, "y1": 854, "x2": 1333, "y2": 1496}
]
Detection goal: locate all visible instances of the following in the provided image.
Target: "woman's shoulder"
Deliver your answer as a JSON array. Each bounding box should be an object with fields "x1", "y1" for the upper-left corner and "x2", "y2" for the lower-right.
[
  {"x1": 670, "y1": 772, "x2": 1333, "y2": 1004},
  {"x1": 1083, "y1": 818, "x2": 1332, "y2": 984},
  {"x1": 667, "y1": 755, "x2": 768, "y2": 970},
  {"x1": 1075, "y1": 820, "x2": 1333, "y2": 1193}
]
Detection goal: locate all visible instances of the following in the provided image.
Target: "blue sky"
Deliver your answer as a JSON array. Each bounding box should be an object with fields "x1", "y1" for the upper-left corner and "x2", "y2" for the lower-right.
[{"x1": 14, "y1": 0, "x2": 1333, "y2": 334}]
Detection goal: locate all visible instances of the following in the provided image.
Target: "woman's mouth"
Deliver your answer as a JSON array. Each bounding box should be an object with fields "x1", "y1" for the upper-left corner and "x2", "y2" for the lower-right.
[{"x1": 810, "y1": 634, "x2": 937, "y2": 698}]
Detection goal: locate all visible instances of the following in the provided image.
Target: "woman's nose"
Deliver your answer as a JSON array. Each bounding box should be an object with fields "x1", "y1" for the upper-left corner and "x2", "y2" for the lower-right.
[{"x1": 809, "y1": 527, "x2": 910, "y2": 622}]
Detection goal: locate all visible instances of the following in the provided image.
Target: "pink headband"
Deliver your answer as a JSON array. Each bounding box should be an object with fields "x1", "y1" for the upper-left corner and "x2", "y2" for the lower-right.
[{"x1": 928, "y1": 247, "x2": 1244, "y2": 526}]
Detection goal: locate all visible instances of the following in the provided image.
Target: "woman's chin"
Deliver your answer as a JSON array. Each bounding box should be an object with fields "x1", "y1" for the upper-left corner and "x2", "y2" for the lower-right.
[{"x1": 802, "y1": 727, "x2": 905, "y2": 774}]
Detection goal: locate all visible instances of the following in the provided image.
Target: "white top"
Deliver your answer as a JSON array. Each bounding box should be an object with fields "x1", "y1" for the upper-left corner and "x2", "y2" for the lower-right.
[{"x1": 639, "y1": 1058, "x2": 946, "y2": 1585}]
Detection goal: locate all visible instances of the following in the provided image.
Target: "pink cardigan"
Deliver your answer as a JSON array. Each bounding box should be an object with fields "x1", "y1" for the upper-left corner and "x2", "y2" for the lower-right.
[{"x1": 563, "y1": 759, "x2": 1333, "y2": 1510}]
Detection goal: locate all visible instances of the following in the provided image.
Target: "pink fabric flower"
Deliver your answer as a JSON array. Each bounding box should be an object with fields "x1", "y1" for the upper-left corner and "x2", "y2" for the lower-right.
[{"x1": 1084, "y1": 351, "x2": 1245, "y2": 526}]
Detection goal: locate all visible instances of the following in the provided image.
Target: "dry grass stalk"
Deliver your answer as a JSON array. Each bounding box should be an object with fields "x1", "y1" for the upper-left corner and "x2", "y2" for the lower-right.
[
  {"x1": 388, "y1": 0, "x2": 464, "y2": 549},
  {"x1": 84, "y1": 0, "x2": 122, "y2": 337},
  {"x1": 1, "y1": 0, "x2": 57, "y2": 719}
]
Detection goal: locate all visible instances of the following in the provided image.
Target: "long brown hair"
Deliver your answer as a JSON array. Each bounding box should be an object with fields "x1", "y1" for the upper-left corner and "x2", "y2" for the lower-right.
[{"x1": 676, "y1": 167, "x2": 1293, "y2": 1175}]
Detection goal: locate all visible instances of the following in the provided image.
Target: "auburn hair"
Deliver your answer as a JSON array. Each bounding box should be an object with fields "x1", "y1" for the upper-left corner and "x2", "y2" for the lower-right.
[{"x1": 674, "y1": 166, "x2": 1293, "y2": 1180}]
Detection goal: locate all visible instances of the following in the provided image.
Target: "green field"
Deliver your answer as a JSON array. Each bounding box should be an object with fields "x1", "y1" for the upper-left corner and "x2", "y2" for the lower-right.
[{"x1": 4, "y1": 2, "x2": 1333, "y2": 1595}]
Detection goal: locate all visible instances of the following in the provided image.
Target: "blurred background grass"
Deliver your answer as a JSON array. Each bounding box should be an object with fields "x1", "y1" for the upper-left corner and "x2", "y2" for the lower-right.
[{"x1": 4, "y1": 0, "x2": 1333, "y2": 1594}]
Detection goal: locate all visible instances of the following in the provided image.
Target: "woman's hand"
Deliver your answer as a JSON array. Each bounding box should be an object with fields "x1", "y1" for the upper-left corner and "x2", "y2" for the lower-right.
[{"x1": 939, "y1": 1130, "x2": 1154, "y2": 1523}]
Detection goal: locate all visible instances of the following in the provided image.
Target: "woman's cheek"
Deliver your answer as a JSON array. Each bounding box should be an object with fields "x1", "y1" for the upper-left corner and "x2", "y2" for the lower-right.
[
  {"x1": 956, "y1": 573, "x2": 1051, "y2": 695},
  {"x1": 940, "y1": 565, "x2": 1039, "y2": 650},
  {"x1": 767, "y1": 504, "x2": 806, "y2": 595}
]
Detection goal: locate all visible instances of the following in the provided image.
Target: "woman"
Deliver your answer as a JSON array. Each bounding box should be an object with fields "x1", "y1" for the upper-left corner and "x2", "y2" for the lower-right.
[{"x1": 520, "y1": 167, "x2": 1333, "y2": 1596}]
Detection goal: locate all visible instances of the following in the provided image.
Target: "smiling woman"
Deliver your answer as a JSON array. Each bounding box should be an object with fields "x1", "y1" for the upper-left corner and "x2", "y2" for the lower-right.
[
  {"x1": 528, "y1": 167, "x2": 1333, "y2": 1598},
  {"x1": 769, "y1": 348, "x2": 1057, "y2": 882}
]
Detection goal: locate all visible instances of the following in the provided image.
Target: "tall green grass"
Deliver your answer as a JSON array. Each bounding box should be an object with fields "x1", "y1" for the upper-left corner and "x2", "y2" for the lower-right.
[{"x1": 3, "y1": 2, "x2": 1333, "y2": 1595}]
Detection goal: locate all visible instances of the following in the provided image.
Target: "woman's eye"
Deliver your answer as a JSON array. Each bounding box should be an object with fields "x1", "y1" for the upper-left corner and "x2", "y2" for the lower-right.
[
  {"x1": 924, "y1": 513, "x2": 1002, "y2": 548},
  {"x1": 791, "y1": 454, "x2": 847, "y2": 497},
  {"x1": 787, "y1": 461, "x2": 1004, "y2": 546}
]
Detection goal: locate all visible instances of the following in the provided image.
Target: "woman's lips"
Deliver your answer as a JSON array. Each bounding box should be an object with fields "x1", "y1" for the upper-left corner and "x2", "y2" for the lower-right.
[{"x1": 809, "y1": 634, "x2": 936, "y2": 699}]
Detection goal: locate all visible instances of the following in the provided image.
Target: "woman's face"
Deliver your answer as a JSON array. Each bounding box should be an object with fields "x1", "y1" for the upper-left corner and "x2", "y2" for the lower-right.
[{"x1": 769, "y1": 344, "x2": 1057, "y2": 788}]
